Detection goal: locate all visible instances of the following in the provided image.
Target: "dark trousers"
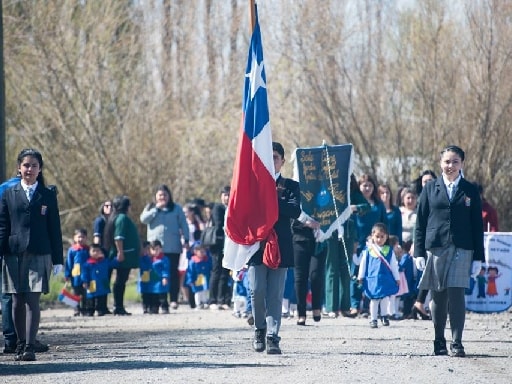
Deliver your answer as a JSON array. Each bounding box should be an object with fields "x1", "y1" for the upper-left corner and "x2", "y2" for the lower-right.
[
  {"x1": 142, "y1": 293, "x2": 168, "y2": 313},
  {"x1": 431, "y1": 287, "x2": 466, "y2": 343},
  {"x1": 293, "y1": 238, "x2": 326, "y2": 317},
  {"x1": 113, "y1": 267, "x2": 131, "y2": 310},
  {"x1": 209, "y1": 251, "x2": 231, "y2": 305},
  {"x1": 85, "y1": 295, "x2": 108, "y2": 314},
  {"x1": 166, "y1": 253, "x2": 180, "y2": 303},
  {"x1": 401, "y1": 295, "x2": 415, "y2": 317},
  {"x1": 1, "y1": 292, "x2": 16, "y2": 347}
]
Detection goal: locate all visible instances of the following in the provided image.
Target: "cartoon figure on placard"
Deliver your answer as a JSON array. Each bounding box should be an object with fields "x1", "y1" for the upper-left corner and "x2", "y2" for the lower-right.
[
  {"x1": 476, "y1": 267, "x2": 487, "y2": 299},
  {"x1": 486, "y1": 266, "x2": 501, "y2": 297}
]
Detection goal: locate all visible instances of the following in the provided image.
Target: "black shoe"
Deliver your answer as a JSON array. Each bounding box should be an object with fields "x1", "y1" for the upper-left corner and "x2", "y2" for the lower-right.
[
  {"x1": 20, "y1": 344, "x2": 36, "y2": 361},
  {"x1": 97, "y1": 311, "x2": 107, "y2": 317},
  {"x1": 104, "y1": 308, "x2": 113, "y2": 315},
  {"x1": 34, "y1": 340, "x2": 49, "y2": 353},
  {"x1": 266, "y1": 334, "x2": 282, "y2": 355},
  {"x1": 246, "y1": 313, "x2": 254, "y2": 326},
  {"x1": 381, "y1": 316, "x2": 390, "y2": 326},
  {"x1": 450, "y1": 342, "x2": 466, "y2": 357},
  {"x1": 433, "y1": 339, "x2": 448, "y2": 356},
  {"x1": 3, "y1": 343, "x2": 16, "y2": 354},
  {"x1": 253, "y1": 328, "x2": 266, "y2": 352},
  {"x1": 113, "y1": 308, "x2": 132, "y2": 316},
  {"x1": 13, "y1": 341, "x2": 26, "y2": 361}
]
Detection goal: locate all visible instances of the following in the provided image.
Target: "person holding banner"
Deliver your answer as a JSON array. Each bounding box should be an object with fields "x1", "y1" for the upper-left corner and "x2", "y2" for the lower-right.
[
  {"x1": 414, "y1": 145, "x2": 484, "y2": 358},
  {"x1": 291, "y1": 211, "x2": 323, "y2": 326}
]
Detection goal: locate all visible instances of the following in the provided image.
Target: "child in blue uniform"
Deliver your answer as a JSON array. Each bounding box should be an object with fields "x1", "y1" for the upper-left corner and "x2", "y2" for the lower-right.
[
  {"x1": 138, "y1": 240, "x2": 170, "y2": 314},
  {"x1": 185, "y1": 244, "x2": 212, "y2": 309},
  {"x1": 64, "y1": 228, "x2": 89, "y2": 316},
  {"x1": 232, "y1": 268, "x2": 249, "y2": 317},
  {"x1": 81, "y1": 244, "x2": 118, "y2": 316},
  {"x1": 358, "y1": 223, "x2": 400, "y2": 328}
]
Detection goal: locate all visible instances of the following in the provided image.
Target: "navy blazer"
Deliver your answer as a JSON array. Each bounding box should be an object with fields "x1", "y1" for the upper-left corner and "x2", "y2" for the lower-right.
[
  {"x1": 249, "y1": 176, "x2": 301, "y2": 268},
  {"x1": 414, "y1": 177, "x2": 484, "y2": 262},
  {"x1": 0, "y1": 182, "x2": 63, "y2": 265},
  {"x1": 209, "y1": 202, "x2": 226, "y2": 253},
  {"x1": 274, "y1": 176, "x2": 301, "y2": 267}
]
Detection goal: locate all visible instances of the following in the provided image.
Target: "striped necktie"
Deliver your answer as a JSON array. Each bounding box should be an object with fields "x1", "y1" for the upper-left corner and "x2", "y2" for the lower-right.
[
  {"x1": 448, "y1": 183, "x2": 454, "y2": 200},
  {"x1": 27, "y1": 186, "x2": 34, "y2": 201}
]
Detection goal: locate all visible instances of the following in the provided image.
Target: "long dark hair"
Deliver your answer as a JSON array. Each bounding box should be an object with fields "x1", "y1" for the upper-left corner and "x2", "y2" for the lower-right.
[
  {"x1": 103, "y1": 195, "x2": 131, "y2": 252},
  {"x1": 358, "y1": 174, "x2": 380, "y2": 203},
  {"x1": 17, "y1": 148, "x2": 46, "y2": 187},
  {"x1": 413, "y1": 170, "x2": 437, "y2": 196},
  {"x1": 147, "y1": 184, "x2": 175, "y2": 211}
]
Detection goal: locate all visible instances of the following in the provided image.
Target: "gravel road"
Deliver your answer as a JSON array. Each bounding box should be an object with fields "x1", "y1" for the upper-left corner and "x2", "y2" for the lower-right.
[{"x1": 1, "y1": 304, "x2": 511, "y2": 384}]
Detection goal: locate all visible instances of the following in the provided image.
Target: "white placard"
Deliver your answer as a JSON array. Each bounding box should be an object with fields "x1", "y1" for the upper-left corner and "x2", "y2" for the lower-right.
[{"x1": 466, "y1": 232, "x2": 512, "y2": 313}]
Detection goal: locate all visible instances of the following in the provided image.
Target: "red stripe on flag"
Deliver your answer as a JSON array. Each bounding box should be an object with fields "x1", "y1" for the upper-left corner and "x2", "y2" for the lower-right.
[{"x1": 226, "y1": 126, "x2": 277, "y2": 245}]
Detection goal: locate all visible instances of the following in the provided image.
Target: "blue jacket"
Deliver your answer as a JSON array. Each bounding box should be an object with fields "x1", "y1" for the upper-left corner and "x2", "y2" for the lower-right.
[
  {"x1": 185, "y1": 255, "x2": 212, "y2": 293},
  {"x1": 138, "y1": 254, "x2": 170, "y2": 294},
  {"x1": 65, "y1": 244, "x2": 90, "y2": 287},
  {"x1": 81, "y1": 257, "x2": 118, "y2": 298}
]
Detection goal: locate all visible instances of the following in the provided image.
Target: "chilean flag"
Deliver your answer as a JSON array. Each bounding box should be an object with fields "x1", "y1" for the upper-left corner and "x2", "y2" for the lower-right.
[
  {"x1": 223, "y1": 7, "x2": 278, "y2": 271},
  {"x1": 58, "y1": 288, "x2": 81, "y2": 308}
]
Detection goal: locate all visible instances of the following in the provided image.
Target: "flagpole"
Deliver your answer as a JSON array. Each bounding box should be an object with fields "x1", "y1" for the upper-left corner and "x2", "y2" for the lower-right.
[{"x1": 249, "y1": 0, "x2": 256, "y2": 34}]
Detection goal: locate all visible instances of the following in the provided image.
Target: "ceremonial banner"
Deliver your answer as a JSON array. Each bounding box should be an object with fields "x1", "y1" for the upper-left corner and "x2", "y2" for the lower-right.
[
  {"x1": 465, "y1": 232, "x2": 512, "y2": 313},
  {"x1": 292, "y1": 144, "x2": 353, "y2": 242}
]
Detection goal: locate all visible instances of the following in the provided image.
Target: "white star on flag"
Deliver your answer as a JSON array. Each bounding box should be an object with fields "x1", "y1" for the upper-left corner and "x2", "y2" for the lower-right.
[{"x1": 246, "y1": 53, "x2": 266, "y2": 101}]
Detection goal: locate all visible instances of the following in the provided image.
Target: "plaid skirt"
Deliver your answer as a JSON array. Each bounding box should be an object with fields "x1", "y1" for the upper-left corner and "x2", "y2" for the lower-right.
[
  {"x1": 2, "y1": 252, "x2": 52, "y2": 294},
  {"x1": 418, "y1": 245, "x2": 472, "y2": 291}
]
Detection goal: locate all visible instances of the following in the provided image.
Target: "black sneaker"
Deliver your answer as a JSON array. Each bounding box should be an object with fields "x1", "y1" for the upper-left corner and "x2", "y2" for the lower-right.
[
  {"x1": 253, "y1": 328, "x2": 266, "y2": 352},
  {"x1": 450, "y1": 342, "x2": 466, "y2": 357},
  {"x1": 369, "y1": 320, "x2": 378, "y2": 328},
  {"x1": 266, "y1": 335, "x2": 282, "y2": 355},
  {"x1": 13, "y1": 341, "x2": 26, "y2": 361},
  {"x1": 34, "y1": 340, "x2": 49, "y2": 353},
  {"x1": 381, "y1": 316, "x2": 390, "y2": 326},
  {"x1": 20, "y1": 344, "x2": 36, "y2": 361},
  {"x1": 433, "y1": 339, "x2": 448, "y2": 356}
]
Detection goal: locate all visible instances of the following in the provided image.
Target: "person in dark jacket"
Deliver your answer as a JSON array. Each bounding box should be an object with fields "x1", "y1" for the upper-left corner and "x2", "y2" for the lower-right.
[
  {"x1": 103, "y1": 195, "x2": 141, "y2": 316},
  {"x1": 208, "y1": 186, "x2": 232, "y2": 309},
  {"x1": 248, "y1": 142, "x2": 301, "y2": 355},
  {"x1": 414, "y1": 145, "x2": 484, "y2": 358},
  {"x1": 0, "y1": 149, "x2": 63, "y2": 361},
  {"x1": 291, "y1": 213, "x2": 323, "y2": 326}
]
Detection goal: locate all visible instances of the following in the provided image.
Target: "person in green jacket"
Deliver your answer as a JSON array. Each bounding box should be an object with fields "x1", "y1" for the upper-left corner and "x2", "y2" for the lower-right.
[{"x1": 104, "y1": 195, "x2": 141, "y2": 315}]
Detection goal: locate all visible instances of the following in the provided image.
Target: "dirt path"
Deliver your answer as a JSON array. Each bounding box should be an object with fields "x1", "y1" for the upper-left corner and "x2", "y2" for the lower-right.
[{"x1": 1, "y1": 304, "x2": 511, "y2": 384}]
